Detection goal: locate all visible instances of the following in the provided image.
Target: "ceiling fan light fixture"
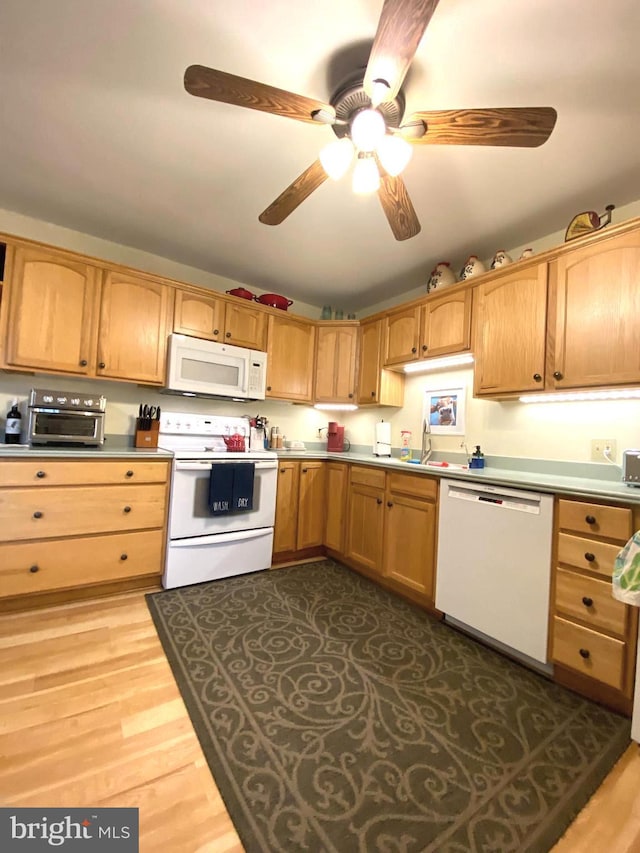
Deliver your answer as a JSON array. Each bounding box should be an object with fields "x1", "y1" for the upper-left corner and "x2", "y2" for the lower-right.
[
  {"x1": 370, "y1": 78, "x2": 391, "y2": 108},
  {"x1": 376, "y1": 134, "x2": 413, "y2": 176},
  {"x1": 352, "y1": 154, "x2": 380, "y2": 195},
  {"x1": 319, "y1": 137, "x2": 355, "y2": 180},
  {"x1": 350, "y1": 108, "x2": 386, "y2": 151}
]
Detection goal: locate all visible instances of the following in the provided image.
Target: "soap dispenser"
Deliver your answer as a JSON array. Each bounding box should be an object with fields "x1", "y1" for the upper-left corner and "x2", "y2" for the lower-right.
[{"x1": 469, "y1": 445, "x2": 485, "y2": 469}]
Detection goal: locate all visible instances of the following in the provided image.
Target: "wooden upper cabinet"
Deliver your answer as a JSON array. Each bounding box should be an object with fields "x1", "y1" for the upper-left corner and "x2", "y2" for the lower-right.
[
  {"x1": 1, "y1": 245, "x2": 100, "y2": 375},
  {"x1": 357, "y1": 318, "x2": 405, "y2": 407},
  {"x1": 314, "y1": 323, "x2": 358, "y2": 403},
  {"x1": 266, "y1": 313, "x2": 316, "y2": 401},
  {"x1": 421, "y1": 289, "x2": 471, "y2": 358},
  {"x1": 472, "y1": 262, "x2": 548, "y2": 396},
  {"x1": 98, "y1": 271, "x2": 173, "y2": 385},
  {"x1": 384, "y1": 306, "x2": 421, "y2": 365},
  {"x1": 551, "y1": 229, "x2": 640, "y2": 389},
  {"x1": 174, "y1": 289, "x2": 267, "y2": 350}
]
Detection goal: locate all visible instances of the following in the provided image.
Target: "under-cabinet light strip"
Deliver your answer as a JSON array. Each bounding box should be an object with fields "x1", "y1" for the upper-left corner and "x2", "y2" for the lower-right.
[
  {"x1": 520, "y1": 389, "x2": 640, "y2": 403},
  {"x1": 313, "y1": 403, "x2": 359, "y2": 411},
  {"x1": 403, "y1": 353, "x2": 474, "y2": 373}
]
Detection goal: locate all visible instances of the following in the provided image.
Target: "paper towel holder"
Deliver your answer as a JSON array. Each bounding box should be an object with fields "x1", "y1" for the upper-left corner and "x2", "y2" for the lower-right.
[{"x1": 374, "y1": 419, "x2": 392, "y2": 457}]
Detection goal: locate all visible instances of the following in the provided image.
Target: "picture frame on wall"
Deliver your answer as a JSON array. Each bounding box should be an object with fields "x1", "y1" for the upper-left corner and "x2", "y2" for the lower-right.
[{"x1": 424, "y1": 386, "x2": 466, "y2": 435}]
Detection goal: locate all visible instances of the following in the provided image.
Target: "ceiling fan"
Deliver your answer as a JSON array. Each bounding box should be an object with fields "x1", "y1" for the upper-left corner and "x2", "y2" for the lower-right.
[{"x1": 184, "y1": 0, "x2": 557, "y2": 241}]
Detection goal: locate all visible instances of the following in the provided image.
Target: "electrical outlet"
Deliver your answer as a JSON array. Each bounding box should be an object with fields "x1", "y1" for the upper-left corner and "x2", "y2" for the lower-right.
[{"x1": 591, "y1": 438, "x2": 616, "y2": 461}]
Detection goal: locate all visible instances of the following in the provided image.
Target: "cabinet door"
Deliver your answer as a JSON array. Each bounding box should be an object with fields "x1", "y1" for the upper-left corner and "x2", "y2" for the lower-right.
[
  {"x1": 224, "y1": 302, "x2": 268, "y2": 351},
  {"x1": 266, "y1": 314, "x2": 316, "y2": 401},
  {"x1": 324, "y1": 462, "x2": 347, "y2": 553},
  {"x1": 346, "y1": 482, "x2": 385, "y2": 574},
  {"x1": 383, "y1": 492, "x2": 436, "y2": 601},
  {"x1": 174, "y1": 289, "x2": 225, "y2": 341},
  {"x1": 314, "y1": 324, "x2": 358, "y2": 403},
  {"x1": 273, "y1": 461, "x2": 299, "y2": 554},
  {"x1": 98, "y1": 271, "x2": 173, "y2": 384},
  {"x1": 358, "y1": 319, "x2": 383, "y2": 404},
  {"x1": 297, "y1": 461, "x2": 326, "y2": 549},
  {"x1": 2, "y1": 246, "x2": 100, "y2": 374},
  {"x1": 473, "y1": 263, "x2": 548, "y2": 396},
  {"x1": 421, "y1": 289, "x2": 471, "y2": 358},
  {"x1": 384, "y1": 306, "x2": 421, "y2": 365},
  {"x1": 552, "y1": 230, "x2": 640, "y2": 388}
]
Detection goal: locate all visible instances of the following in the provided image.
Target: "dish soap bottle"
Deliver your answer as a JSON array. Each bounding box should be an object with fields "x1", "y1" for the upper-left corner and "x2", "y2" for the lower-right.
[
  {"x1": 469, "y1": 445, "x2": 485, "y2": 469},
  {"x1": 4, "y1": 399, "x2": 22, "y2": 444}
]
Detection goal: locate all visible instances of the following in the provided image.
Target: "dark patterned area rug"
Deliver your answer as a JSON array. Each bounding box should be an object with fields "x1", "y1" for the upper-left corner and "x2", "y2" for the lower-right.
[{"x1": 146, "y1": 559, "x2": 631, "y2": 853}]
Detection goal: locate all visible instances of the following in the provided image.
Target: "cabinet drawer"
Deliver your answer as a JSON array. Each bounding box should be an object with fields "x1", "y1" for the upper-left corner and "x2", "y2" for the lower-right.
[
  {"x1": 558, "y1": 499, "x2": 632, "y2": 541},
  {"x1": 0, "y1": 484, "x2": 167, "y2": 542},
  {"x1": 552, "y1": 615, "x2": 626, "y2": 690},
  {"x1": 350, "y1": 465, "x2": 386, "y2": 489},
  {"x1": 555, "y1": 568, "x2": 628, "y2": 636},
  {"x1": 387, "y1": 471, "x2": 437, "y2": 501},
  {"x1": 0, "y1": 459, "x2": 170, "y2": 487},
  {"x1": 0, "y1": 529, "x2": 164, "y2": 597},
  {"x1": 557, "y1": 532, "x2": 621, "y2": 577}
]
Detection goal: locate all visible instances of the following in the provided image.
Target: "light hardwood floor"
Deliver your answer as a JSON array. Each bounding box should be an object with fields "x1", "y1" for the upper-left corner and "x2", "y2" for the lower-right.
[{"x1": 1, "y1": 590, "x2": 639, "y2": 853}]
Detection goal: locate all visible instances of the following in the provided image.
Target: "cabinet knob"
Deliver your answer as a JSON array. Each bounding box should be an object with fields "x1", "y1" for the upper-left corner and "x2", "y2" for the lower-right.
[
  {"x1": 33, "y1": 511, "x2": 43, "y2": 519},
  {"x1": 213, "y1": 329, "x2": 219, "y2": 335},
  {"x1": 29, "y1": 565, "x2": 39, "y2": 573},
  {"x1": 387, "y1": 501, "x2": 393, "y2": 508},
  {"x1": 376, "y1": 498, "x2": 383, "y2": 505},
  {"x1": 302, "y1": 468, "x2": 308, "y2": 473},
  {"x1": 98, "y1": 361, "x2": 106, "y2": 369},
  {"x1": 584, "y1": 552, "x2": 595, "y2": 562},
  {"x1": 120, "y1": 553, "x2": 128, "y2": 561},
  {"x1": 267, "y1": 386, "x2": 272, "y2": 392},
  {"x1": 585, "y1": 515, "x2": 596, "y2": 525},
  {"x1": 582, "y1": 596, "x2": 594, "y2": 608},
  {"x1": 553, "y1": 370, "x2": 563, "y2": 380},
  {"x1": 411, "y1": 347, "x2": 417, "y2": 353},
  {"x1": 36, "y1": 470, "x2": 46, "y2": 479},
  {"x1": 125, "y1": 470, "x2": 134, "y2": 478},
  {"x1": 422, "y1": 344, "x2": 428, "y2": 352},
  {"x1": 348, "y1": 393, "x2": 353, "y2": 398},
  {"x1": 79, "y1": 359, "x2": 88, "y2": 367},
  {"x1": 533, "y1": 373, "x2": 542, "y2": 382},
  {"x1": 279, "y1": 467, "x2": 286, "y2": 473},
  {"x1": 578, "y1": 648, "x2": 590, "y2": 659},
  {"x1": 123, "y1": 505, "x2": 132, "y2": 513},
  {"x1": 371, "y1": 391, "x2": 376, "y2": 398},
  {"x1": 225, "y1": 332, "x2": 232, "y2": 338}
]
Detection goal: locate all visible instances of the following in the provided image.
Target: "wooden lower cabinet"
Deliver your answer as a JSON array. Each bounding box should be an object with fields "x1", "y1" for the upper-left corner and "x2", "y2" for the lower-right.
[
  {"x1": 273, "y1": 459, "x2": 326, "y2": 561},
  {"x1": 0, "y1": 458, "x2": 171, "y2": 610},
  {"x1": 324, "y1": 461, "x2": 348, "y2": 553},
  {"x1": 550, "y1": 496, "x2": 639, "y2": 713},
  {"x1": 345, "y1": 465, "x2": 438, "y2": 608}
]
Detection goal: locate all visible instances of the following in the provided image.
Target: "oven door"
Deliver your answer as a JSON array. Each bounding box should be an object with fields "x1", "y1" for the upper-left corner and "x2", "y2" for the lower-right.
[
  {"x1": 168, "y1": 458, "x2": 277, "y2": 539},
  {"x1": 28, "y1": 408, "x2": 105, "y2": 445}
]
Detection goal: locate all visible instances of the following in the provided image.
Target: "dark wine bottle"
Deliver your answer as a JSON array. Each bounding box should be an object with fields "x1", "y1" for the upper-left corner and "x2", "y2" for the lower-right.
[{"x1": 4, "y1": 399, "x2": 22, "y2": 444}]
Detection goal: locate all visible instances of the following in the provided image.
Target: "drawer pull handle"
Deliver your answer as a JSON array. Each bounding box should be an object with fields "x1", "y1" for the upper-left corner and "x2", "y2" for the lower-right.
[
  {"x1": 584, "y1": 552, "x2": 595, "y2": 562},
  {"x1": 582, "y1": 596, "x2": 594, "y2": 608},
  {"x1": 120, "y1": 553, "x2": 128, "y2": 561},
  {"x1": 33, "y1": 511, "x2": 43, "y2": 519},
  {"x1": 123, "y1": 505, "x2": 132, "y2": 513},
  {"x1": 29, "y1": 565, "x2": 39, "y2": 573},
  {"x1": 36, "y1": 470, "x2": 46, "y2": 479},
  {"x1": 126, "y1": 470, "x2": 134, "y2": 478},
  {"x1": 585, "y1": 515, "x2": 596, "y2": 525},
  {"x1": 579, "y1": 648, "x2": 590, "y2": 659}
]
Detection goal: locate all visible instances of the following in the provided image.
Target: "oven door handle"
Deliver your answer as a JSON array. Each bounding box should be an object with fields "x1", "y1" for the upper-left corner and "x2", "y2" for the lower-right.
[
  {"x1": 170, "y1": 528, "x2": 272, "y2": 547},
  {"x1": 174, "y1": 460, "x2": 277, "y2": 471}
]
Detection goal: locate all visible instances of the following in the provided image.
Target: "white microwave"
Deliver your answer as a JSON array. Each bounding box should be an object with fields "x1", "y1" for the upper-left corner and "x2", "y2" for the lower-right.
[{"x1": 165, "y1": 334, "x2": 267, "y2": 401}]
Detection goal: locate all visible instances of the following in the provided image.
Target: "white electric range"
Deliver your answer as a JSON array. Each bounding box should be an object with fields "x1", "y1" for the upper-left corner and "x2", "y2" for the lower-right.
[{"x1": 158, "y1": 411, "x2": 278, "y2": 589}]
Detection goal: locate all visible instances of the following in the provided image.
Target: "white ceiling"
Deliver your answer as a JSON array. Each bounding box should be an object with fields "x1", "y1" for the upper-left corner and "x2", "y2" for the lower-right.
[{"x1": 1, "y1": 0, "x2": 639, "y2": 312}]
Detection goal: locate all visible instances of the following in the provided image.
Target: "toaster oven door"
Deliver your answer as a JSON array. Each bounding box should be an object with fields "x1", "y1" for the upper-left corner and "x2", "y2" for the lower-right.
[{"x1": 28, "y1": 408, "x2": 105, "y2": 445}]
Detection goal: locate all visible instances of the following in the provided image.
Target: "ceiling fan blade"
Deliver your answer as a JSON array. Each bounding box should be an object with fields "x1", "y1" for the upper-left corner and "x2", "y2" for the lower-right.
[
  {"x1": 364, "y1": 0, "x2": 441, "y2": 101},
  {"x1": 378, "y1": 172, "x2": 421, "y2": 241},
  {"x1": 259, "y1": 160, "x2": 329, "y2": 226},
  {"x1": 184, "y1": 65, "x2": 335, "y2": 124},
  {"x1": 408, "y1": 107, "x2": 558, "y2": 147}
]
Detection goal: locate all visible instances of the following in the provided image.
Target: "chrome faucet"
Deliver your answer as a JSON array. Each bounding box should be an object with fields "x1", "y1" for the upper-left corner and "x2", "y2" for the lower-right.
[{"x1": 420, "y1": 419, "x2": 432, "y2": 464}]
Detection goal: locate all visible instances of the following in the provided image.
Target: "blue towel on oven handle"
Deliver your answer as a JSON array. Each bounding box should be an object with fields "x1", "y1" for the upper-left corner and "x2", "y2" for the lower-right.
[
  {"x1": 209, "y1": 463, "x2": 234, "y2": 514},
  {"x1": 232, "y1": 462, "x2": 255, "y2": 512}
]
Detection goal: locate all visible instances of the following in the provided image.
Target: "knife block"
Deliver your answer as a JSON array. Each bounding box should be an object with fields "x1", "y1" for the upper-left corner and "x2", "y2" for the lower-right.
[{"x1": 135, "y1": 419, "x2": 159, "y2": 448}]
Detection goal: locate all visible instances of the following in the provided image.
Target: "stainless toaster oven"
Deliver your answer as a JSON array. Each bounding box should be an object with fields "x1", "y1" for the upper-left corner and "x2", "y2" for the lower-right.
[
  {"x1": 27, "y1": 388, "x2": 106, "y2": 446},
  {"x1": 622, "y1": 449, "x2": 640, "y2": 486}
]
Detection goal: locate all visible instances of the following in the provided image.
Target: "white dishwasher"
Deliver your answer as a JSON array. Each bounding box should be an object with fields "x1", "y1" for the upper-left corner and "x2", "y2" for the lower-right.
[{"x1": 435, "y1": 478, "x2": 554, "y2": 666}]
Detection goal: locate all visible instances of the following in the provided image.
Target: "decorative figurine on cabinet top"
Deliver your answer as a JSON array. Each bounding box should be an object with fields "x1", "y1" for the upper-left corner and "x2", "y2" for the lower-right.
[
  {"x1": 459, "y1": 255, "x2": 486, "y2": 280},
  {"x1": 491, "y1": 249, "x2": 513, "y2": 269},
  {"x1": 565, "y1": 203, "x2": 615, "y2": 242},
  {"x1": 427, "y1": 261, "x2": 457, "y2": 293}
]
